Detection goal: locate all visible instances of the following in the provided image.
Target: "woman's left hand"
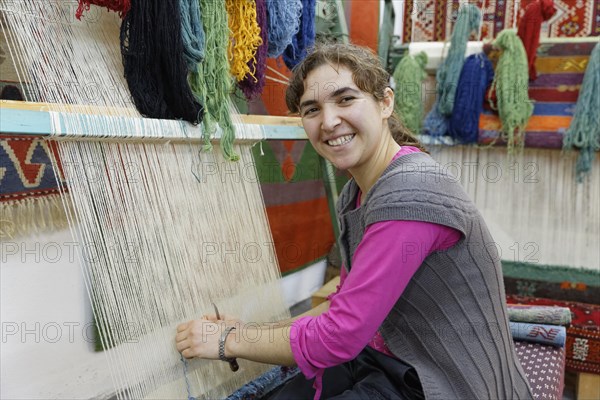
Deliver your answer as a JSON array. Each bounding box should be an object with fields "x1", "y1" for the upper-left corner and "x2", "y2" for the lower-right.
[{"x1": 176, "y1": 318, "x2": 224, "y2": 360}]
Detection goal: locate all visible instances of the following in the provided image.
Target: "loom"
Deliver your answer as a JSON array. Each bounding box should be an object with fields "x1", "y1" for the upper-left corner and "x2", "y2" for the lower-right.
[{"x1": 0, "y1": 2, "x2": 313, "y2": 399}]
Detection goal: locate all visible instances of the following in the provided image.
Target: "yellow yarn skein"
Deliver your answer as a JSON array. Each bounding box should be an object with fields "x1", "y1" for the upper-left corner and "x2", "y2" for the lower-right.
[{"x1": 226, "y1": 0, "x2": 262, "y2": 81}]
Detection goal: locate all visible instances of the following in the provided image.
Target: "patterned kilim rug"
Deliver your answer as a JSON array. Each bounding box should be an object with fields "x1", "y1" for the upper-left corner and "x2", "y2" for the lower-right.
[
  {"x1": 251, "y1": 140, "x2": 339, "y2": 275},
  {"x1": 403, "y1": 0, "x2": 600, "y2": 43},
  {"x1": 503, "y1": 260, "x2": 600, "y2": 304},
  {"x1": 507, "y1": 294, "x2": 600, "y2": 375},
  {"x1": 514, "y1": 341, "x2": 565, "y2": 400},
  {"x1": 0, "y1": 134, "x2": 68, "y2": 238},
  {"x1": 479, "y1": 41, "x2": 595, "y2": 148}
]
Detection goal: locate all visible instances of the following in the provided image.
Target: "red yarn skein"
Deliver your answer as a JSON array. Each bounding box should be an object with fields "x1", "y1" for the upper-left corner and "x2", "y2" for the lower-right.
[
  {"x1": 75, "y1": 0, "x2": 131, "y2": 20},
  {"x1": 517, "y1": 0, "x2": 556, "y2": 81}
]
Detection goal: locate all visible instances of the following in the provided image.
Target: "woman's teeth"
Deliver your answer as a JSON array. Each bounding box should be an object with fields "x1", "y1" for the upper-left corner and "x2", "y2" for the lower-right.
[{"x1": 327, "y1": 134, "x2": 354, "y2": 147}]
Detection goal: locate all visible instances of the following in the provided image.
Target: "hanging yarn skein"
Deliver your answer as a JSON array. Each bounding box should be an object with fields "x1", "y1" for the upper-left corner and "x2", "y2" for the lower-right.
[
  {"x1": 448, "y1": 53, "x2": 494, "y2": 144},
  {"x1": 517, "y1": 0, "x2": 556, "y2": 81},
  {"x1": 488, "y1": 29, "x2": 533, "y2": 152},
  {"x1": 190, "y1": 0, "x2": 239, "y2": 161},
  {"x1": 76, "y1": 0, "x2": 131, "y2": 19},
  {"x1": 423, "y1": 3, "x2": 481, "y2": 139},
  {"x1": 120, "y1": 0, "x2": 204, "y2": 124},
  {"x1": 392, "y1": 52, "x2": 428, "y2": 135},
  {"x1": 226, "y1": 0, "x2": 262, "y2": 81},
  {"x1": 563, "y1": 42, "x2": 600, "y2": 182},
  {"x1": 282, "y1": 0, "x2": 316, "y2": 70},
  {"x1": 238, "y1": 0, "x2": 268, "y2": 100},
  {"x1": 180, "y1": 0, "x2": 206, "y2": 72},
  {"x1": 437, "y1": 3, "x2": 481, "y2": 116},
  {"x1": 423, "y1": 100, "x2": 449, "y2": 138},
  {"x1": 265, "y1": 0, "x2": 303, "y2": 58}
]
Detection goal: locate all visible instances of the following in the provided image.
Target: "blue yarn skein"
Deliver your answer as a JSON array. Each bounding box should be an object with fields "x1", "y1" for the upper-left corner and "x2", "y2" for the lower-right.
[
  {"x1": 283, "y1": 0, "x2": 316, "y2": 70},
  {"x1": 266, "y1": 0, "x2": 303, "y2": 58},
  {"x1": 180, "y1": 0, "x2": 205, "y2": 72},
  {"x1": 448, "y1": 53, "x2": 494, "y2": 144},
  {"x1": 423, "y1": 100, "x2": 450, "y2": 138},
  {"x1": 423, "y1": 3, "x2": 481, "y2": 138}
]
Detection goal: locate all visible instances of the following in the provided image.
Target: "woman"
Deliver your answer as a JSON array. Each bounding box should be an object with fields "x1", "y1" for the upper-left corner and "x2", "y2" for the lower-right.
[{"x1": 176, "y1": 43, "x2": 533, "y2": 399}]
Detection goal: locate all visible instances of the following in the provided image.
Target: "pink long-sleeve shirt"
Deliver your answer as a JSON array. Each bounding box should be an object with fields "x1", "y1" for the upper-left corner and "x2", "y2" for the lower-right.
[{"x1": 289, "y1": 146, "x2": 462, "y2": 398}]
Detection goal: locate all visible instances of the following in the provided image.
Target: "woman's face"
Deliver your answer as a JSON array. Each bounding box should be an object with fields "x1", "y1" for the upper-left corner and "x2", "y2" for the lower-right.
[{"x1": 298, "y1": 63, "x2": 393, "y2": 174}]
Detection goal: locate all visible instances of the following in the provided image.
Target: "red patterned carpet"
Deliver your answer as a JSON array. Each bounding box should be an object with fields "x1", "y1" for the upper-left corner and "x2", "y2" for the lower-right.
[{"x1": 403, "y1": 0, "x2": 600, "y2": 43}]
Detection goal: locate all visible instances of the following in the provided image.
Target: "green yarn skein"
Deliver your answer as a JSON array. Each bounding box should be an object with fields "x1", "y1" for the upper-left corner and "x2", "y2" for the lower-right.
[
  {"x1": 437, "y1": 3, "x2": 481, "y2": 116},
  {"x1": 563, "y1": 42, "x2": 600, "y2": 182},
  {"x1": 393, "y1": 52, "x2": 428, "y2": 134},
  {"x1": 189, "y1": 0, "x2": 239, "y2": 161},
  {"x1": 489, "y1": 29, "x2": 533, "y2": 152}
]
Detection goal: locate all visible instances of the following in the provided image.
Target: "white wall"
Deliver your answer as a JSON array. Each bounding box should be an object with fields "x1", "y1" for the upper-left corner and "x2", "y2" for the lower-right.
[{"x1": 1, "y1": 229, "x2": 114, "y2": 399}]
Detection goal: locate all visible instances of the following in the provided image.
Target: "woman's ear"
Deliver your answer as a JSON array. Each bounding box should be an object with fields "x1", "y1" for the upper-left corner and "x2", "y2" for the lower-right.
[{"x1": 381, "y1": 87, "x2": 394, "y2": 118}]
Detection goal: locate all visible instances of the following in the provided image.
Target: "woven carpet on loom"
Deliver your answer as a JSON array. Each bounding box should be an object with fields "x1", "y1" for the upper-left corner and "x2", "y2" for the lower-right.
[
  {"x1": 479, "y1": 41, "x2": 595, "y2": 148},
  {"x1": 251, "y1": 140, "x2": 340, "y2": 275},
  {"x1": 507, "y1": 294, "x2": 600, "y2": 375},
  {"x1": 403, "y1": 0, "x2": 600, "y2": 43}
]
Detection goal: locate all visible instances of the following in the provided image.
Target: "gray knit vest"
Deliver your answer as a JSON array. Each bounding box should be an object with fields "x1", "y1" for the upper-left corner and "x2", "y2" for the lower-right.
[{"x1": 337, "y1": 152, "x2": 533, "y2": 399}]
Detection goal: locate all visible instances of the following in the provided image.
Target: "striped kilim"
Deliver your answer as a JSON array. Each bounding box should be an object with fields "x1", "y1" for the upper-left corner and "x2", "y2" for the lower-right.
[{"x1": 479, "y1": 41, "x2": 595, "y2": 148}]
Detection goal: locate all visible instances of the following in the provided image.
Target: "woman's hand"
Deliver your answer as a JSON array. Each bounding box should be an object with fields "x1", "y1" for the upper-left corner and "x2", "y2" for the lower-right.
[
  {"x1": 175, "y1": 314, "x2": 297, "y2": 366},
  {"x1": 176, "y1": 318, "x2": 224, "y2": 360}
]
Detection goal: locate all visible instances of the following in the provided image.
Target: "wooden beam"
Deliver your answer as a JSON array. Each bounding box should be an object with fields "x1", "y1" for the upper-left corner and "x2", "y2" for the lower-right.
[{"x1": 0, "y1": 101, "x2": 306, "y2": 140}]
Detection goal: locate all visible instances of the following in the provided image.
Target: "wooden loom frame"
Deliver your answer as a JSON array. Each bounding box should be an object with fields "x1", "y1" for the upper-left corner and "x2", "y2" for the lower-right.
[{"x1": 0, "y1": 100, "x2": 308, "y2": 140}]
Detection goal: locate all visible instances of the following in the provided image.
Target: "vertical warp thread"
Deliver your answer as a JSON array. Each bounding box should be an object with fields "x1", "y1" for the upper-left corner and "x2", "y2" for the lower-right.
[
  {"x1": 563, "y1": 42, "x2": 600, "y2": 181},
  {"x1": 488, "y1": 29, "x2": 533, "y2": 152},
  {"x1": 448, "y1": 53, "x2": 494, "y2": 144},
  {"x1": 265, "y1": 0, "x2": 303, "y2": 58},
  {"x1": 120, "y1": 0, "x2": 204, "y2": 124},
  {"x1": 392, "y1": 52, "x2": 428, "y2": 135},
  {"x1": 190, "y1": 0, "x2": 239, "y2": 161},
  {"x1": 282, "y1": 0, "x2": 316, "y2": 70},
  {"x1": 180, "y1": 0, "x2": 206, "y2": 72},
  {"x1": 180, "y1": 355, "x2": 197, "y2": 400},
  {"x1": 238, "y1": 0, "x2": 268, "y2": 100}
]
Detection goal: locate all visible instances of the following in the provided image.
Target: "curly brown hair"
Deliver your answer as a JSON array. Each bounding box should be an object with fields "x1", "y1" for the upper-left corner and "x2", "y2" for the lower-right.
[{"x1": 285, "y1": 42, "x2": 426, "y2": 152}]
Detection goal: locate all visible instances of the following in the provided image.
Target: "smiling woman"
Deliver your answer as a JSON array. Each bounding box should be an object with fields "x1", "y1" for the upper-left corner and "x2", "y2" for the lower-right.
[{"x1": 178, "y1": 43, "x2": 535, "y2": 400}]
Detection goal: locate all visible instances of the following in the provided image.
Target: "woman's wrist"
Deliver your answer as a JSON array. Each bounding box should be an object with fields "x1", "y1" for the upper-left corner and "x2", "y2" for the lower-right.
[
  {"x1": 219, "y1": 327, "x2": 235, "y2": 360},
  {"x1": 223, "y1": 323, "x2": 297, "y2": 367},
  {"x1": 220, "y1": 326, "x2": 239, "y2": 371}
]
